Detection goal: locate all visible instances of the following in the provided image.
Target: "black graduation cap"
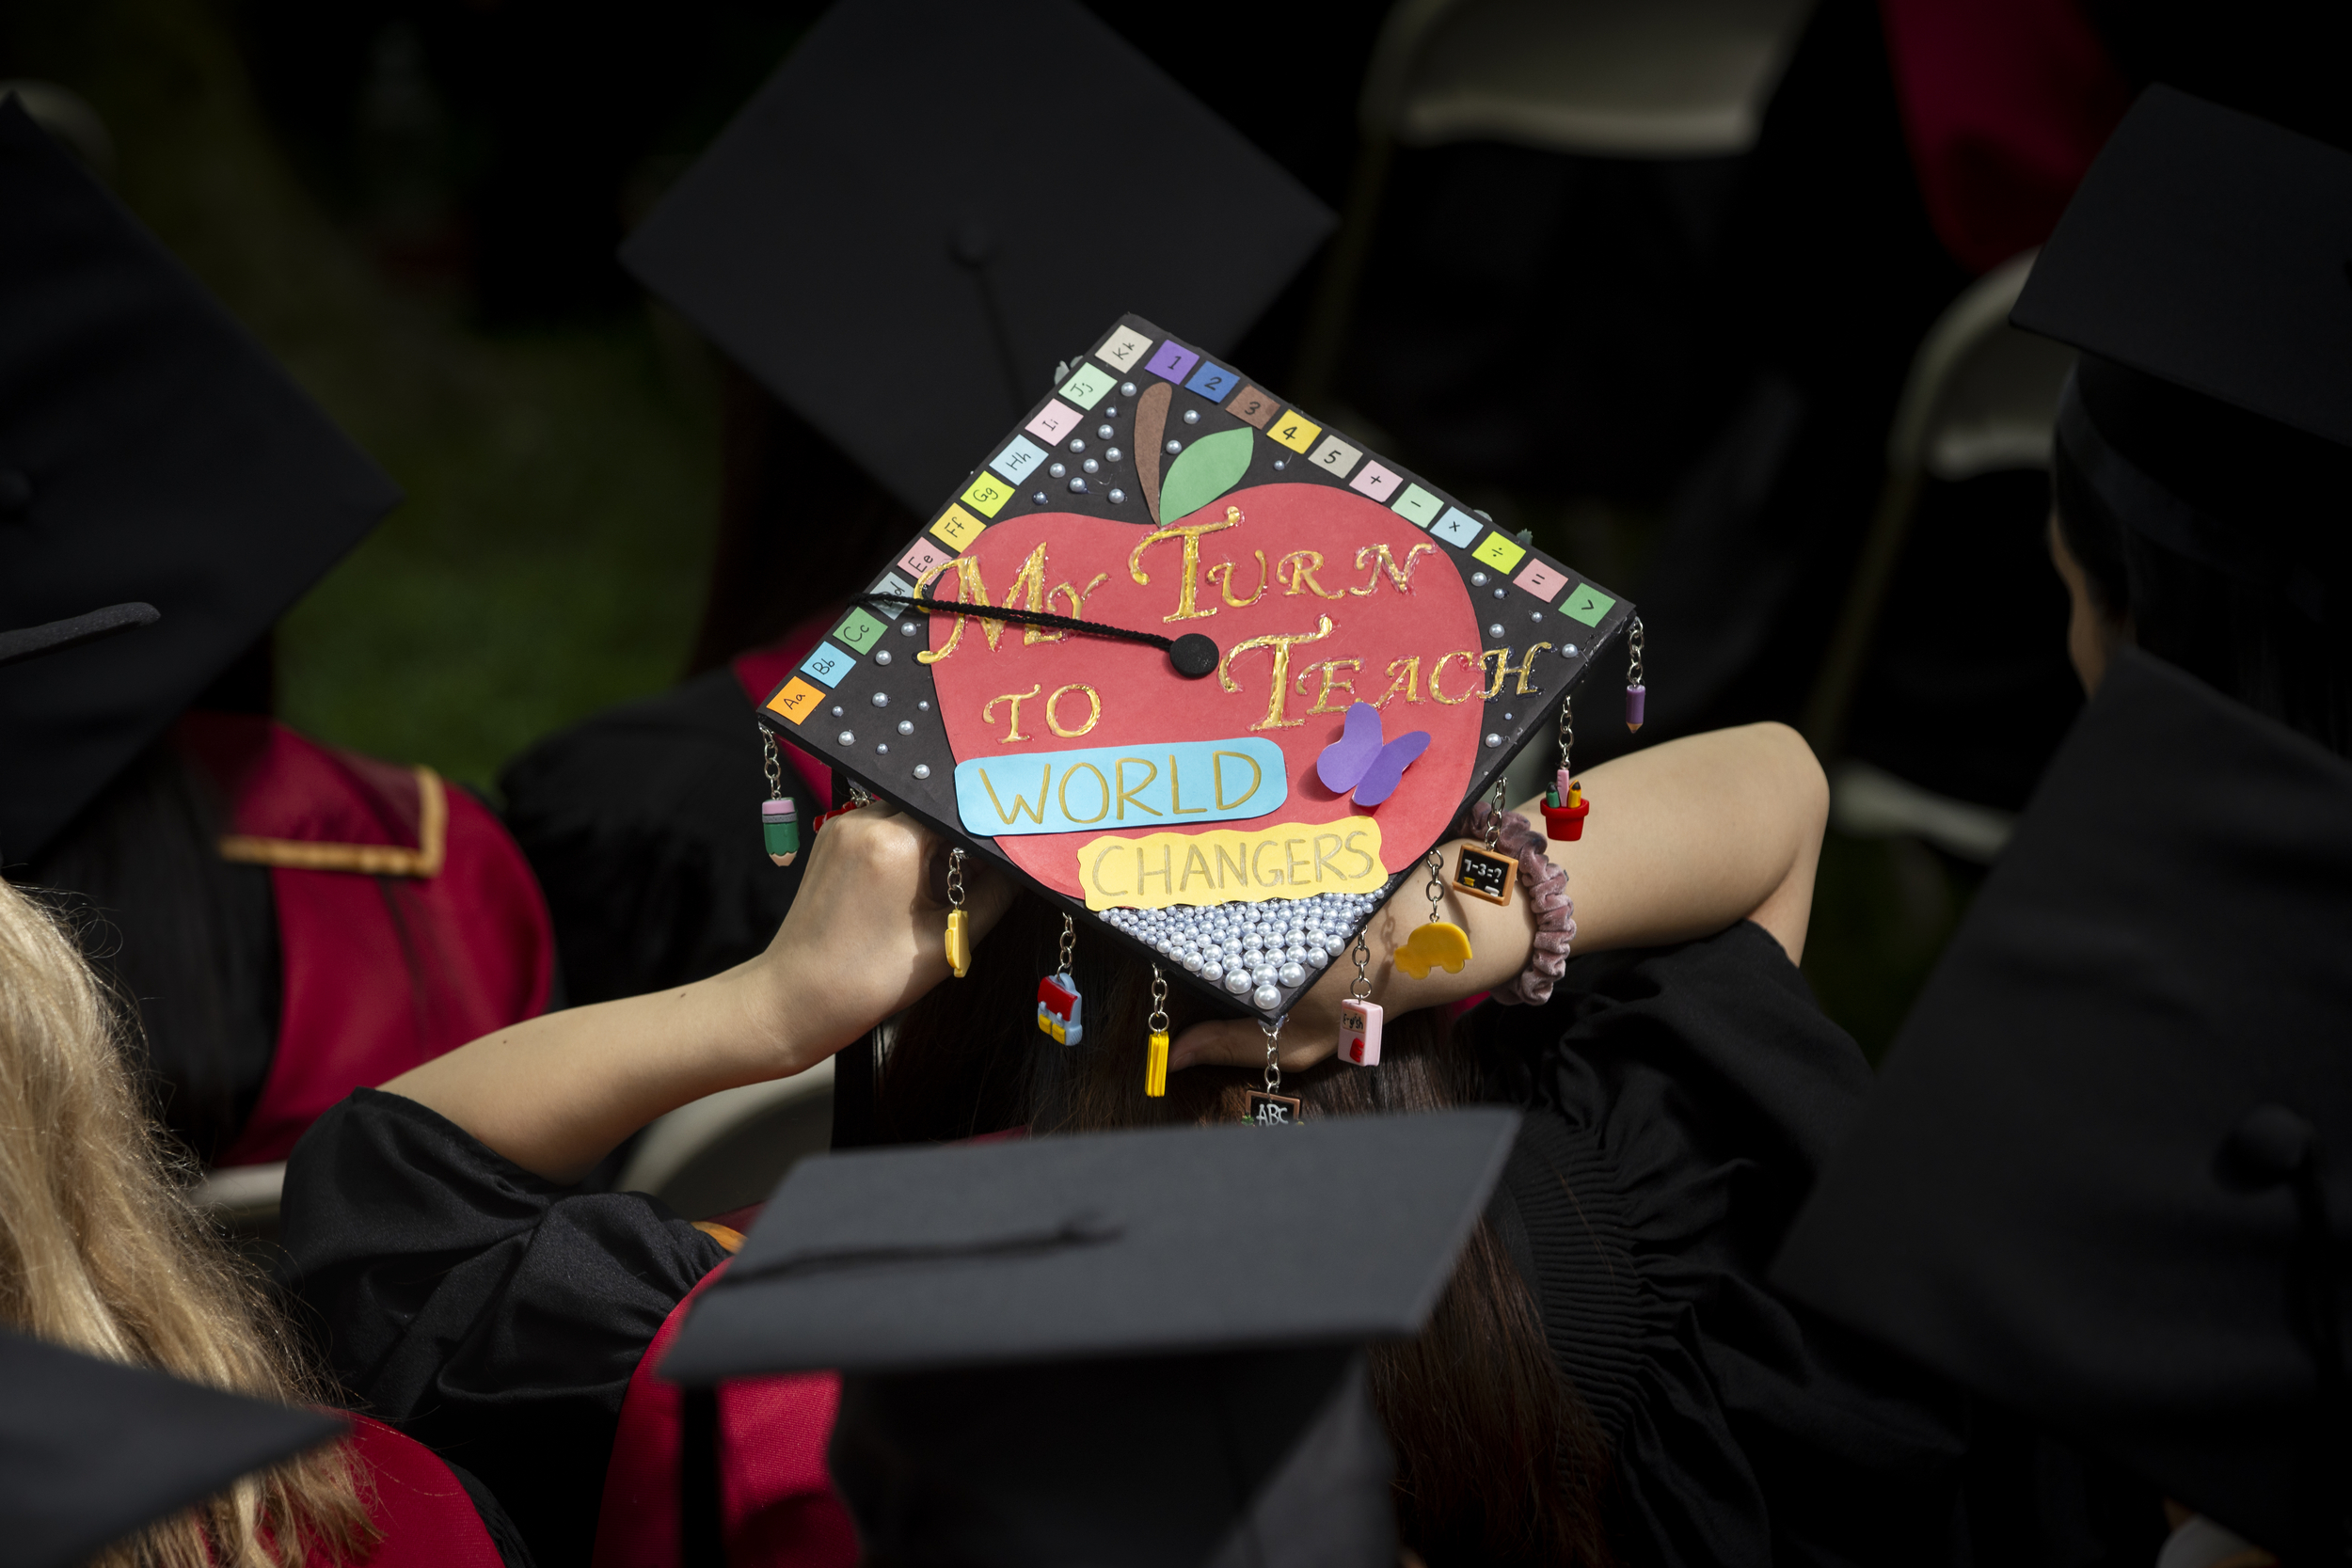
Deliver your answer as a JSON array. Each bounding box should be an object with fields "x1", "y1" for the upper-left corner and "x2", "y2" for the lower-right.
[
  {"x1": 751, "y1": 309, "x2": 1634, "y2": 1026},
  {"x1": 663, "y1": 1107, "x2": 1519, "y2": 1565},
  {"x1": 0, "y1": 95, "x2": 400, "y2": 863},
  {"x1": 2012, "y1": 86, "x2": 2352, "y2": 577},
  {"x1": 1772, "y1": 649, "x2": 2352, "y2": 1560},
  {"x1": 619, "y1": 0, "x2": 1336, "y2": 516},
  {"x1": 0, "y1": 1327, "x2": 345, "y2": 1568}
]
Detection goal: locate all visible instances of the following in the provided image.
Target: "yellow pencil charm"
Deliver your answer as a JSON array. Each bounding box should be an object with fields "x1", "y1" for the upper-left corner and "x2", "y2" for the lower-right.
[
  {"x1": 944, "y1": 849, "x2": 971, "y2": 978},
  {"x1": 1144, "y1": 966, "x2": 1170, "y2": 1098}
]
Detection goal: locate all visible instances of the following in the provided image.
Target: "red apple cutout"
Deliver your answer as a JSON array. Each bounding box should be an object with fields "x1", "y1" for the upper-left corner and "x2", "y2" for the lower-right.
[{"x1": 924, "y1": 482, "x2": 1485, "y2": 902}]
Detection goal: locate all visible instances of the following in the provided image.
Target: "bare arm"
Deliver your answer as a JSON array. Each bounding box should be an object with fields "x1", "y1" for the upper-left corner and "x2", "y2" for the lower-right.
[
  {"x1": 1171, "y1": 721, "x2": 1827, "y2": 1072},
  {"x1": 379, "y1": 804, "x2": 1010, "y2": 1182}
]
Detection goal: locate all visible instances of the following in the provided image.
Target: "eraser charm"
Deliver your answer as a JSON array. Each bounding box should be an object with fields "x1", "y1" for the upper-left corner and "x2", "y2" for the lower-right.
[
  {"x1": 1339, "y1": 998, "x2": 1383, "y2": 1066},
  {"x1": 1037, "y1": 974, "x2": 1084, "y2": 1046},
  {"x1": 1144, "y1": 1028, "x2": 1170, "y2": 1097},
  {"x1": 945, "y1": 909, "x2": 971, "y2": 977},
  {"x1": 761, "y1": 798, "x2": 799, "y2": 866}
]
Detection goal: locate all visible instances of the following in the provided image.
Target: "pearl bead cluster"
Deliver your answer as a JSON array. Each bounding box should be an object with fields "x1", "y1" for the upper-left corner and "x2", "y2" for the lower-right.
[{"x1": 1098, "y1": 889, "x2": 1390, "y2": 1012}]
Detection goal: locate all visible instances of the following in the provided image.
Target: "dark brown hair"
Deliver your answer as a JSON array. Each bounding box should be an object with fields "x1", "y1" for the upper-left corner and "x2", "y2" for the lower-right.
[{"x1": 881, "y1": 893, "x2": 1617, "y2": 1565}]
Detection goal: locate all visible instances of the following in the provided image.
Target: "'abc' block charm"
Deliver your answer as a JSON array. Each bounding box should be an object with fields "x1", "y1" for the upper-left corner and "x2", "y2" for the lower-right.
[
  {"x1": 1036, "y1": 974, "x2": 1084, "y2": 1046},
  {"x1": 1339, "y1": 998, "x2": 1383, "y2": 1066},
  {"x1": 761, "y1": 798, "x2": 799, "y2": 865}
]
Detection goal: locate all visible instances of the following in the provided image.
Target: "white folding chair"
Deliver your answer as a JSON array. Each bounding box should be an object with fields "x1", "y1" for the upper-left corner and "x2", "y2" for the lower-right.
[
  {"x1": 1297, "y1": 0, "x2": 1818, "y2": 398},
  {"x1": 1802, "y1": 248, "x2": 2078, "y2": 861},
  {"x1": 616, "y1": 1057, "x2": 834, "y2": 1221}
]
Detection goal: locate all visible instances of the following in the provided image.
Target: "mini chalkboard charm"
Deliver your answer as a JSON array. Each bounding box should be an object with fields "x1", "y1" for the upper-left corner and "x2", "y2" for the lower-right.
[
  {"x1": 1244, "y1": 1016, "x2": 1303, "y2": 1125},
  {"x1": 760, "y1": 732, "x2": 800, "y2": 865},
  {"x1": 1541, "y1": 697, "x2": 1591, "y2": 843},
  {"x1": 1625, "y1": 616, "x2": 1647, "y2": 733},
  {"x1": 1396, "y1": 850, "x2": 1473, "y2": 980},
  {"x1": 945, "y1": 848, "x2": 972, "y2": 979},
  {"x1": 1037, "y1": 914, "x2": 1085, "y2": 1045},
  {"x1": 1453, "y1": 783, "x2": 1519, "y2": 907},
  {"x1": 1144, "y1": 965, "x2": 1171, "y2": 1098},
  {"x1": 1338, "y1": 933, "x2": 1382, "y2": 1067}
]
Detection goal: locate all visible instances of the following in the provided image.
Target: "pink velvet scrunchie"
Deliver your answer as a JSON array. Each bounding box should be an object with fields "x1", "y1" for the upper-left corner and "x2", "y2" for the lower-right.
[{"x1": 1466, "y1": 800, "x2": 1575, "y2": 1006}]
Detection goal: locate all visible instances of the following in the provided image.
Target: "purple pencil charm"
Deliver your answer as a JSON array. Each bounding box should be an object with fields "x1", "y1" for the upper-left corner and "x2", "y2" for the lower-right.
[{"x1": 1624, "y1": 617, "x2": 1646, "y2": 733}]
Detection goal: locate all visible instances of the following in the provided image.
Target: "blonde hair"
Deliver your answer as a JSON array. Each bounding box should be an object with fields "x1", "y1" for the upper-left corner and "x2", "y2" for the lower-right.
[{"x1": 0, "y1": 879, "x2": 373, "y2": 1567}]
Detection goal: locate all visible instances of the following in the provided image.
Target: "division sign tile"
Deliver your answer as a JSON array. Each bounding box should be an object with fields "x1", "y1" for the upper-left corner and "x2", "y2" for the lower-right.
[
  {"x1": 1391, "y1": 483, "x2": 1443, "y2": 528},
  {"x1": 1471, "y1": 532, "x2": 1526, "y2": 573},
  {"x1": 799, "y1": 641, "x2": 856, "y2": 689},
  {"x1": 1226, "y1": 385, "x2": 1279, "y2": 428},
  {"x1": 1431, "y1": 507, "x2": 1483, "y2": 547},
  {"x1": 1184, "y1": 360, "x2": 1241, "y2": 402},
  {"x1": 1025, "y1": 401, "x2": 1082, "y2": 445},
  {"x1": 767, "y1": 676, "x2": 824, "y2": 724},
  {"x1": 1268, "y1": 411, "x2": 1322, "y2": 453},
  {"x1": 1096, "y1": 325, "x2": 1153, "y2": 374},
  {"x1": 930, "y1": 502, "x2": 988, "y2": 550},
  {"x1": 1060, "y1": 361, "x2": 1116, "y2": 410},
  {"x1": 1513, "y1": 560, "x2": 1567, "y2": 599},
  {"x1": 1145, "y1": 340, "x2": 1200, "y2": 384},
  {"x1": 1560, "y1": 583, "x2": 1617, "y2": 626},
  {"x1": 1350, "y1": 462, "x2": 1402, "y2": 503}
]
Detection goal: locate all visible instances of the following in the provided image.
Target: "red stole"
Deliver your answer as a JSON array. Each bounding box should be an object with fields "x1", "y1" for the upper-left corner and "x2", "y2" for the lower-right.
[
  {"x1": 342, "y1": 1415, "x2": 505, "y2": 1566},
  {"x1": 592, "y1": 1260, "x2": 856, "y2": 1568},
  {"x1": 179, "y1": 713, "x2": 555, "y2": 1166}
]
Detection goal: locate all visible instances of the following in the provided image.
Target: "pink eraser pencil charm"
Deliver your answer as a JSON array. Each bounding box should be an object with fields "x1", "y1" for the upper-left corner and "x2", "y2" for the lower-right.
[
  {"x1": 1339, "y1": 997, "x2": 1383, "y2": 1066},
  {"x1": 761, "y1": 798, "x2": 798, "y2": 866}
]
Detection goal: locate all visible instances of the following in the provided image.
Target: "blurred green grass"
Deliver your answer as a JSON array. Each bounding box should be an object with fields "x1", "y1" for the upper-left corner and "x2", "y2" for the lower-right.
[{"x1": 7, "y1": 0, "x2": 721, "y2": 794}]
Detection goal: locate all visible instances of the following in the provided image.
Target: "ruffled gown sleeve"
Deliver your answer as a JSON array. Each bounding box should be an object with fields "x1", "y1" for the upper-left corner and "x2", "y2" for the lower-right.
[
  {"x1": 277, "y1": 1087, "x2": 729, "y2": 1568},
  {"x1": 1479, "y1": 921, "x2": 1970, "y2": 1568}
]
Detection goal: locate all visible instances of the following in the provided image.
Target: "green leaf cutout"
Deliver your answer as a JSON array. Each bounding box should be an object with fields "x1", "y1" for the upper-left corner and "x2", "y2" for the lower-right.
[{"x1": 1156, "y1": 426, "x2": 1255, "y2": 522}]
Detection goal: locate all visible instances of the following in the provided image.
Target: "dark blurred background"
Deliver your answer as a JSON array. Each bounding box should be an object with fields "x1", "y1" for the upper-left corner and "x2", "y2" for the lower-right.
[{"x1": 8, "y1": 0, "x2": 2337, "y2": 1054}]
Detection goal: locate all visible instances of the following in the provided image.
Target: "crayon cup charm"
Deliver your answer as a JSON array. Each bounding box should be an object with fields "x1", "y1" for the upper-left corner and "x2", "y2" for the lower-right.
[
  {"x1": 1339, "y1": 997, "x2": 1383, "y2": 1067},
  {"x1": 1542, "y1": 783, "x2": 1590, "y2": 842},
  {"x1": 761, "y1": 798, "x2": 799, "y2": 866}
]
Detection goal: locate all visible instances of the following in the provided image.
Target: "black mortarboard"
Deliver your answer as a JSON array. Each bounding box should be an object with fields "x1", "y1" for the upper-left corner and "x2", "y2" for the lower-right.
[
  {"x1": 2011, "y1": 87, "x2": 2352, "y2": 582},
  {"x1": 0, "y1": 1328, "x2": 344, "y2": 1568},
  {"x1": 663, "y1": 1108, "x2": 1519, "y2": 1565},
  {"x1": 1773, "y1": 648, "x2": 2352, "y2": 1559},
  {"x1": 752, "y1": 309, "x2": 1634, "y2": 1026},
  {"x1": 0, "y1": 96, "x2": 400, "y2": 863},
  {"x1": 619, "y1": 0, "x2": 1336, "y2": 516}
]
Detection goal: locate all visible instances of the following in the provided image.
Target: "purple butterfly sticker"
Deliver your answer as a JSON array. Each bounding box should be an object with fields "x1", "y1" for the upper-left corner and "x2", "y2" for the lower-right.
[{"x1": 1315, "y1": 702, "x2": 1432, "y2": 808}]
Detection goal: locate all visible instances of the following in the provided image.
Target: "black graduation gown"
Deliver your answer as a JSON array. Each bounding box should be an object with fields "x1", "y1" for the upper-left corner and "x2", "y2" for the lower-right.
[{"x1": 277, "y1": 922, "x2": 1967, "y2": 1568}]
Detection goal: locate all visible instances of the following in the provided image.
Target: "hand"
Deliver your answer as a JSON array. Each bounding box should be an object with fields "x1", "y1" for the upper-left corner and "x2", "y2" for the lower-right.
[{"x1": 753, "y1": 801, "x2": 1012, "y2": 1074}]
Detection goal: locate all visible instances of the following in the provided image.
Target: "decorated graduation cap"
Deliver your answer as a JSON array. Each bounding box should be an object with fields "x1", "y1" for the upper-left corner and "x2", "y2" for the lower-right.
[
  {"x1": 1773, "y1": 649, "x2": 2352, "y2": 1561},
  {"x1": 754, "y1": 310, "x2": 1637, "y2": 1053},
  {"x1": 620, "y1": 0, "x2": 1337, "y2": 518},
  {"x1": 0, "y1": 1328, "x2": 345, "y2": 1568},
  {"x1": 0, "y1": 96, "x2": 400, "y2": 863},
  {"x1": 663, "y1": 1107, "x2": 1518, "y2": 1565},
  {"x1": 2013, "y1": 86, "x2": 2352, "y2": 602}
]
